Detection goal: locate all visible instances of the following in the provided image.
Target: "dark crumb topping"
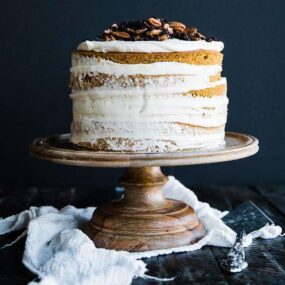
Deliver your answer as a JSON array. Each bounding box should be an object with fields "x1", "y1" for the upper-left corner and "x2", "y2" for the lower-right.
[{"x1": 95, "y1": 17, "x2": 218, "y2": 42}]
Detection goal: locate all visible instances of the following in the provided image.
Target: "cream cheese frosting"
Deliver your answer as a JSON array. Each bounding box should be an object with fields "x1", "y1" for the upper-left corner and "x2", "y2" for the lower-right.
[
  {"x1": 72, "y1": 93, "x2": 228, "y2": 127},
  {"x1": 77, "y1": 39, "x2": 224, "y2": 53},
  {"x1": 71, "y1": 56, "x2": 222, "y2": 77}
]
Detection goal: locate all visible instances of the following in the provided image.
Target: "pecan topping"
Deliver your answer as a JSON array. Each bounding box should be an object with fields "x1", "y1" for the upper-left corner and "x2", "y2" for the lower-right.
[{"x1": 97, "y1": 17, "x2": 218, "y2": 42}]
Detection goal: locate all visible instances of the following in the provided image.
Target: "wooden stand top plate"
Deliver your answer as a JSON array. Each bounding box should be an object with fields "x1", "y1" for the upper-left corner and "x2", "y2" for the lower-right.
[{"x1": 30, "y1": 131, "x2": 259, "y2": 168}]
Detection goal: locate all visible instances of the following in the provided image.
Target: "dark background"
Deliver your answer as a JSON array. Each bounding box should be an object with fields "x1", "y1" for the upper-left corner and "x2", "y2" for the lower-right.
[{"x1": 0, "y1": 0, "x2": 284, "y2": 188}]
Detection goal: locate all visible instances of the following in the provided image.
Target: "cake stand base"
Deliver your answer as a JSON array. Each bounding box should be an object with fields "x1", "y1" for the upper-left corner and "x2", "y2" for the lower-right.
[
  {"x1": 84, "y1": 166, "x2": 205, "y2": 251},
  {"x1": 30, "y1": 132, "x2": 259, "y2": 252}
]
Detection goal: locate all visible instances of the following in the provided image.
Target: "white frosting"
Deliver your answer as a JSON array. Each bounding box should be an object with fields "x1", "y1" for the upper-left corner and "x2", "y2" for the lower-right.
[
  {"x1": 71, "y1": 55, "x2": 222, "y2": 77},
  {"x1": 71, "y1": 93, "x2": 228, "y2": 128},
  {"x1": 77, "y1": 39, "x2": 224, "y2": 53}
]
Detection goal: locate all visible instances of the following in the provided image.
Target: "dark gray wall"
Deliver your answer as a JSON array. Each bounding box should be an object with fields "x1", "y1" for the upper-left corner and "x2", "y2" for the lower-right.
[{"x1": 0, "y1": 0, "x2": 284, "y2": 187}]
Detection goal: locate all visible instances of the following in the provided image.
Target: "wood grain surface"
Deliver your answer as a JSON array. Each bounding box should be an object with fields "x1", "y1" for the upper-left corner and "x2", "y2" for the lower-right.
[{"x1": 84, "y1": 167, "x2": 205, "y2": 251}]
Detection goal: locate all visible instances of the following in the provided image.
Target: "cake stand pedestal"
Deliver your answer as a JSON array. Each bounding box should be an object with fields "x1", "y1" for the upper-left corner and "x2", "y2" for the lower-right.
[{"x1": 30, "y1": 132, "x2": 258, "y2": 252}]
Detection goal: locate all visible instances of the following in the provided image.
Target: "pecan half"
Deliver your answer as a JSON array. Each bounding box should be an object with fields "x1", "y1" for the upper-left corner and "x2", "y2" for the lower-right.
[
  {"x1": 148, "y1": 17, "x2": 162, "y2": 27},
  {"x1": 111, "y1": 31, "x2": 131, "y2": 39},
  {"x1": 169, "y1": 21, "x2": 186, "y2": 32}
]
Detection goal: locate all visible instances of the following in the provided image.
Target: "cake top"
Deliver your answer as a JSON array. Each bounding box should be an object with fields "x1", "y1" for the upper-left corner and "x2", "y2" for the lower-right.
[{"x1": 77, "y1": 17, "x2": 223, "y2": 53}]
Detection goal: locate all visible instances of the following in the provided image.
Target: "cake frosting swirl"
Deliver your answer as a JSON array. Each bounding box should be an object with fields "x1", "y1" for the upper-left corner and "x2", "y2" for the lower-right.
[{"x1": 69, "y1": 18, "x2": 228, "y2": 152}]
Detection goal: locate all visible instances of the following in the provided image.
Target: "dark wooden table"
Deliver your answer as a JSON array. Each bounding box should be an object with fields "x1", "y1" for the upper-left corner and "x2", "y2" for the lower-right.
[{"x1": 0, "y1": 184, "x2": 284, "y2": 285}]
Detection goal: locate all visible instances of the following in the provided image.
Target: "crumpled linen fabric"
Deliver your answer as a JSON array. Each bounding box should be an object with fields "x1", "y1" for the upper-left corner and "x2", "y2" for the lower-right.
[{"x1": 0, "y1": 176, "x2": 283, "y2": 285}]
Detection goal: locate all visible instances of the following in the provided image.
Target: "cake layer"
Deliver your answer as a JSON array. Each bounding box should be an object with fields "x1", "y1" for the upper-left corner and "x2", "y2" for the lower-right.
[
  {"x1": 70, "y1": 77, "x2": 226, "y2": 97},
  {"x1": 70, "y1": 121, "x2": 225, "y2": 152},
  {"x1": 69, "y1": 72, "x2": 222, "y2": 90},
  {"x1": 74, "y1": 50, "x2": 223, "y2": 65},
  {"x1": 70, "y1": 73, "x2": 224, "y2": 92},
  {"x1": 71, "y1": 60, "x2": 222, "y2": 78}
]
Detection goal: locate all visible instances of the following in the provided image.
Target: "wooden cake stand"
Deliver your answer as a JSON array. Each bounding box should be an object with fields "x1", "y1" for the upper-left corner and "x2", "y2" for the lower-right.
[{"x1": 30, "y1": 132, "x2": 258, "y2": 252}]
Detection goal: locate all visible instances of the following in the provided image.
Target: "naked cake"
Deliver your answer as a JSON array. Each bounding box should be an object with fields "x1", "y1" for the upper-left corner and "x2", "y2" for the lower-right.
[{"x1": 69, "y1": 17, "x2": 228, "y2": 152}]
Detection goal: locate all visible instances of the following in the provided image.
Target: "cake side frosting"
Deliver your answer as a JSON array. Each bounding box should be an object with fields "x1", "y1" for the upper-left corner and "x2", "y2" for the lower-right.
[{"x1": 69, "y1": 18, "x2": 228, "y2": 152}]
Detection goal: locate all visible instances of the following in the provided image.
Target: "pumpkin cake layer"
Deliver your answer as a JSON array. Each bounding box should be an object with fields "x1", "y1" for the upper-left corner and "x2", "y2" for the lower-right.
[
  {"x1": 69, "y1": 73, "x2": 222, "y2": 90},
  {"x1": 70, "y1": 37, "x2": 228, "y2": 152},
  {"x1": 74, "y1": 50, "x2": 223, "y2": 65},
  {"x1": 69, "y1": 73, "x2": 221, "y2": 91}
]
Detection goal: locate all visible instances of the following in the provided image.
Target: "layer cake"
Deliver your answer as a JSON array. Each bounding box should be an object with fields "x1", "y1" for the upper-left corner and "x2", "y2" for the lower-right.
[{"x1": 69, "y1": 18, "x2": 228, "y2": 152}]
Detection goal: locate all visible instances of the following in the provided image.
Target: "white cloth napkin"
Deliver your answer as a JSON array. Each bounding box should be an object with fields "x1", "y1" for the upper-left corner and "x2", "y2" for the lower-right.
[{"x1": 0, "y1": 176, "x2": 283, "y2": 285}]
